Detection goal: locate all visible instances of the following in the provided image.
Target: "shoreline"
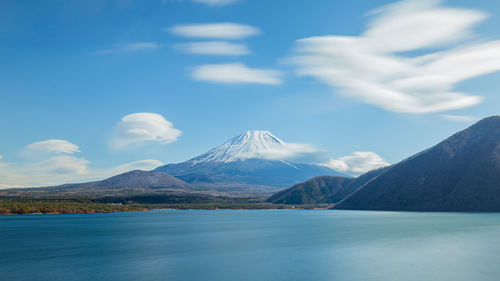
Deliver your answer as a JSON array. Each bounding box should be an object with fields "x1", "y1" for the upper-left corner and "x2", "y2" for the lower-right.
[{"x1": 0, "y1": 200, "x2": 328, "y2": 215}]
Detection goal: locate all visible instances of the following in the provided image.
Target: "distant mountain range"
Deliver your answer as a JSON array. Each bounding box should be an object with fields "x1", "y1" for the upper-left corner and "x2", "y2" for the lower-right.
[
  {"x1": 24, "y1": 131, "x2": 345, "y2": 196},
  {"x1": 269, "y1": 116, "x2": 500, "y2": 212}
]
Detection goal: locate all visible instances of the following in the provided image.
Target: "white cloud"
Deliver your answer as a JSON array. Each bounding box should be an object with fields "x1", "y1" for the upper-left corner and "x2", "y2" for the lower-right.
[
  {"x1": 0, "y1": 155, "x2": 91, "y2": 188},
  {"x1": 107, "y1": 159, "x2": 164, "y2": 174},
  {"x1": 0, "y1": 157, "x2": 165, "y2": 188},
  {"x1": 30, "y1": 155, "x2": 90, "y2": 176},
  {"x1": 241, "y1": 143, "x2": 322, "y2": 162},
  {"x1": 192, "y1": 0, "x2": 238, "y2": 6},
  {"x1": 290, "y1": 0, "x2": 500, "y2": 114},
  {"x1": 322, "y1": 152, "x2": 390, "y2": 175},
  {"x1": 111, "y1": 113, "x2": 182, "y2": 149},
  {"x1": 178, "y1": 41, "x2": 250, "y2": 56},
  {"x1": 0, "y1": 138, "x2": 166, "y2": 188},
  {"x1": 26, "y1": 139, "x2": 80, "y2": 154},
  {"x1": 0, "y1": 155, "x2": 6, "y2": 169},
  {"x1": 95, "y1": 42, "x2": 160, "y2": 54},
  {"x1": 90, "y1": 159, "x2": 165, "y2": 180},
  {"x1": 192, "y1": 63, "x2": 282, "y2": 85},
  {"x1": 259, "y1": 143, "x2": 321, "y2": 161},
  {"x1": 169, "y1": 23, "x2": 260, "y2": 39},
  {"x1": 440, "y1": 114, "x2": 479, "y2": 122}
]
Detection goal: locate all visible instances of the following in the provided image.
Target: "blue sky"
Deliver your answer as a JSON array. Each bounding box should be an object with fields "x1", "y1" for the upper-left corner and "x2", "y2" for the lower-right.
[{"x1": 1, "y1": 0, "x2": 500, "y2": 187}]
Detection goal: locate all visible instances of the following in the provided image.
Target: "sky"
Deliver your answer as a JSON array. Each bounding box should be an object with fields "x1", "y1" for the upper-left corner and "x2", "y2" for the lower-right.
[{"x1": 1, "y1": 0, "x2": 500, "y2": 187}]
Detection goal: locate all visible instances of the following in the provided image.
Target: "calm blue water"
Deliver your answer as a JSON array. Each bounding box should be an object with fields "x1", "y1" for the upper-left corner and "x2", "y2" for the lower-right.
[{"x1": 2, "y1": 210, "x2": 500, "y2": 281}]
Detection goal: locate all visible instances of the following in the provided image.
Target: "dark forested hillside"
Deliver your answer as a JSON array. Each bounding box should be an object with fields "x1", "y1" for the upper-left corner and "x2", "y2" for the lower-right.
[{"x1": 335, "y1": 116, "x2": 500, "y2": 212}]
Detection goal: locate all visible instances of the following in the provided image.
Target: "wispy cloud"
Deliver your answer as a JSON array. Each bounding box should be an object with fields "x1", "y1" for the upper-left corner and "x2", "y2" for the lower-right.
[
  {"x1": 441, "y1": 114, "x2": 479, "y2": 122},
  {"x1": 26, "y1": 139, "x2": 80, "y2": 154},
  {"x1": 0, "y1": 157, "x2": 165, "y2": 188},
  {"x1": 102, "y1": 159, "x2": 164, "y2": 175},
  {"x1": 95, "y1": 42, "x2": 160, "y2": 54},
  {"x1": 87, "y1": 159, "x2": 165, "y2": 181},
  {"x1": 322, "y1": 152, "x2": 390, "y2": 175},
  {"x1": 111, "y1": 113, "x2": 182, "y2": 149},
  {"x1": 239, "y1": 143, "x2": 322, "y2": 162},
  {"x1": 192, "y1": 63, "x2": 282, "y2": 85},
  {"x1": 178, "y1": 41, "x2": 250, "y2": 56},
  {"x1": 0, "y1": 138, "x2": 166, "y2": 188},
  {"x1": 169, "y1": 23, "x2": 260, "y2": 40},
  {"x1": 0, "y1": 155, "x2": 91, "y2": 188},
  {"x1": 1, "y1": 139, "x2": 88, "y2": 187},
  {"x1": 290, "y1": 0, "x2": 500, "y2": 114},
  {"x1": 191, "y1": 0, "x2": 239, "y2": 6},
  {"x1": 30, "y1": 155, "x2": 90, "y2": 176}
]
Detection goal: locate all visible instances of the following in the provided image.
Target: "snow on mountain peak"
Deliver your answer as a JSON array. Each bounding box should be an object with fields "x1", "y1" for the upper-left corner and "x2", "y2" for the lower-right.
[{"x1": 188, "y1": 130, "x2": 302, "y2": 164}]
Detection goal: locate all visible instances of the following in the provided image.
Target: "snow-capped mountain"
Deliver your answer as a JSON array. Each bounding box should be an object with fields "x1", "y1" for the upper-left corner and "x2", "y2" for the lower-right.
[
  {"x1": 154, "y1": 131, "x2": 348, "y2": 194},
  {"x1": 188, "y1": 130, "x2": 287, "y2": 164}
]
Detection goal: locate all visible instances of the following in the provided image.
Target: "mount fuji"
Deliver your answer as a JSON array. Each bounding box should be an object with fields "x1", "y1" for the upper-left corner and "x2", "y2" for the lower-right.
[{"x1": 154, "y1": 131, "x2": 348, "y2": 194}]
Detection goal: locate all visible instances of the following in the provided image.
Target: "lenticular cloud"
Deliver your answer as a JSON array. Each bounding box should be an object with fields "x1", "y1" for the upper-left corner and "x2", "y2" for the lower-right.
[{"x1": 111, "y1": 113, "x2": 182, "y2": 149}]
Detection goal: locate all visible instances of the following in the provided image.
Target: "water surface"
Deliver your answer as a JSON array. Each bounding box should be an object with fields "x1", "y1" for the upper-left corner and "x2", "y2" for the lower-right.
[{"x1": 2, "y1": 210, "x2": 500, "y2": 281}]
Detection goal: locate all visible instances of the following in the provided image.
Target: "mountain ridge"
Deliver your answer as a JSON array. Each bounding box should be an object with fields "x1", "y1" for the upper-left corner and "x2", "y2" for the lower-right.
[
  {"x1": 61, "y1": 170, "x2": 194, "y2": 190},
  {"x1": 267, "y1": 166, "x2": 390, "y2": 204},
  {"x1": 334, "y1": 115, "x2": 500, "y2": 211}
]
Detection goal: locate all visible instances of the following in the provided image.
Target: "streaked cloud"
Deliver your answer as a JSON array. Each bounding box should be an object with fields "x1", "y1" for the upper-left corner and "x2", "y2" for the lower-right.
[
  {"x1": 30, "y1": 155, "x2": 90, "y2": 176},
  {"x1": 192, "y1": 63, "x2": 282, "y2": 85},
  {"x1": 1, "y1": 116, "x2": 171, "y2": 188},
  {"x1": 106, "y1": 159, "x2": 164, "y2": 174},
  {"x1": 111, "y1": 113, "x2": 182, "y2": 149},
  {"x1": 322, "y1": 152, "x2": 390, "y2": 175},
  {"x1": 95, "y1": 42, "x2": 160, "y2": 54},
  {"x1": 242, "y1": 143, "x2": 322, "y2": 162},
  {"x1": 26, "y1": 139, "x2": 80, "y2": 154},
  {"x1": 0, "y1": 155, "x2": 90, "y2": 188},
  {"x1": 87, "y1": 159, "x2": 165, "y2": 181},
  {"x1": 290, "y1": 0, "x2": 500, "y2": 114},
  {"x1": 192, "y1": 0, "x2": 239, "y2": 6},
  {"x1": 0, "y1": 155, "x2": 6, "y2": 169},
  {"x1": 169, "y1": 23, "x2": 260, "y2": 40},
  {"x1": 178, "y1": 41, "x2": 250, "y2": 56},
  {"x1": 441, "y1": 114, "x2": 479, "y2": 122},
  {"x1": 0, "y1": 157, "x2": 165, "y2": 188}
]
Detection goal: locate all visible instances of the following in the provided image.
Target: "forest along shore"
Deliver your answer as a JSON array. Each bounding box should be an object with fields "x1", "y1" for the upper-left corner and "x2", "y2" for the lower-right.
[{"x1": 0, "y1": 200, "x2": 333, "y2": 215}]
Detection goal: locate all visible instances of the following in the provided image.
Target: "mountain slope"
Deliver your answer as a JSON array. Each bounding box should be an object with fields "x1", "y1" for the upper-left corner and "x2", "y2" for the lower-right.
[
  {"x1": 267, "y1": 166, "x2": 390, "y2": 204},
  {"x1": 154, "y1": 131, "x2": 348, "y2": 193},
  {"x1": 188, "y1": 130, "x2": 288, "y2": 164},
  {"x1": 335, "y1": 116, "x2": 500, "y2": 212},
  {"x1": 65, "y1": 170, "x2": 193, "y2": 190},
  {"x1": 267, "y1": 176, "x2": 354, "y2": 204},
  {"x1": 43, "y1": 170, "x2": 195, "y2": 197}
]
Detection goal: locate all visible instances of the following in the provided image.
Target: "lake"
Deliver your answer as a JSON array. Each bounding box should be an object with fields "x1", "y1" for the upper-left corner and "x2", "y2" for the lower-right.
[{"x1": 2, "y1": 210, "x2": 500, "y2": 281}]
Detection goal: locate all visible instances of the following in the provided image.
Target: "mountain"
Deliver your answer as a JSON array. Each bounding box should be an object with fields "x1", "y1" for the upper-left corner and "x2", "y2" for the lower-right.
[
  {"x1": 267, "y1": 167, "x2": 390, "y2": 204},
  {"x1": 0, "y1": 170, "x2": 198, "y2": 200},
  {"x1": 335, "y1": 116, "x2": 500, "y2": 212},
  {"x1": 154, "y1": 130, "x2": 348, "y2": 194},
  {"x1": 267, "y1": 176, "x2": 354, "y2": 204},
  {"x1": 187, "y1": 130, "x2": 289, "y2": 164},
  {"x1": 62, "y1": 170, "x2": 194, "y2": 191}
]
